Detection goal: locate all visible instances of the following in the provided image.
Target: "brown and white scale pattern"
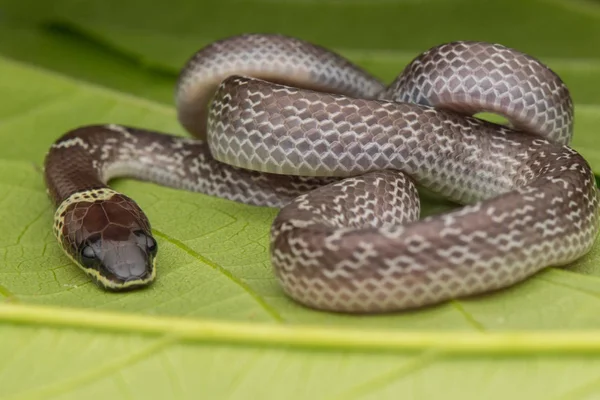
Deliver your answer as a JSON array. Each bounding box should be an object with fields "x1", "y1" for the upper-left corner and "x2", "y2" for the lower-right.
[{"x1": 44, "y1": 33, "x2": 599, "y2": 312}]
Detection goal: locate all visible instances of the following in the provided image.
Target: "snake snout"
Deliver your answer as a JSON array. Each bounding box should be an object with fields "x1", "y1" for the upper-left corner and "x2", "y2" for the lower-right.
[{"x1": 80, "y1": 230, "x2": 157, "y2": 290}]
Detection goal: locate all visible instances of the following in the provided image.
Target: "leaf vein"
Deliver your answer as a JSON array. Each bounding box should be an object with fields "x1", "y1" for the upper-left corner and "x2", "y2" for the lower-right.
[
  {"x1": 450, "y1": 300, "x2": 486, "y2": 331},
  {"x1": 151, "y1": 228, "x2": 284, "y2": 322},
  {"x1": 537, "y1": 275, "x2": 600, "y2": 299},
  {"x1": 333, "y1": 349, "x2": 441, "y2": 399},
  {"x1": 6, "y1": 303, "x2": 600, "y2": 353},
  {"x1": 160, "y1": 351, "x2": 185, "y2": 398},
  {"x1": 6, "y1": 335, "x2": 177, "y2": 400},
  {"x1": 15, "y1": 205, "x2": 51, "y2": 245},
  {"x1": 548, "y1": 267, "x2": 600, "y2": 283}
]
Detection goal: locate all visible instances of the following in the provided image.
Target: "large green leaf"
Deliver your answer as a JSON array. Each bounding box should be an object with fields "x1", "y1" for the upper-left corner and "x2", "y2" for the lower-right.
[{"x1": 2, "y1": 0, "x2": 600, "y2": 398}]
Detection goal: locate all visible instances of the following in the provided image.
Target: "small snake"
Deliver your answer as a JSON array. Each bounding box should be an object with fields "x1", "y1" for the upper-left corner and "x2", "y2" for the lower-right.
[{"x1": 44, "y1": 33, "x2": 599, "y2": 313}]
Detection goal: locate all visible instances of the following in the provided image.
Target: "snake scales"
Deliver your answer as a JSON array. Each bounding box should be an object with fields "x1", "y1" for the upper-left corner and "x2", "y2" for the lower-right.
[{"x1": 44, "y1": 33, "x2": 599, "y2": 313}]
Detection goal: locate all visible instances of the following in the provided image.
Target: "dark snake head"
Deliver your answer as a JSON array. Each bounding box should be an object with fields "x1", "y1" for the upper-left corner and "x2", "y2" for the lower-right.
[{"x1": 57, "y1": 191, "x2": 157, "y2": 290}]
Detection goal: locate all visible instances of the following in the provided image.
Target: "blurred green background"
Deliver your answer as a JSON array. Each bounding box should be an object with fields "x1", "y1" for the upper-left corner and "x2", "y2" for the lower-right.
[{"x1": 3, "y1": 0, "x2": 600, "y2": 106}]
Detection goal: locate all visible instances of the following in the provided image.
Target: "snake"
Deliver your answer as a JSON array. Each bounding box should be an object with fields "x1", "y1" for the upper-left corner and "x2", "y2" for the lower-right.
[{"x1": 43, "y1": 33, "x2": 599, "y2": 313}]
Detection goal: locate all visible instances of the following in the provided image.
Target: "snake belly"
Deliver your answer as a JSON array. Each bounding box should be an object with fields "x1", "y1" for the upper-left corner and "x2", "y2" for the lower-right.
[{"x1": 44, "y1": 33, "x2": 599, "y2": 312}]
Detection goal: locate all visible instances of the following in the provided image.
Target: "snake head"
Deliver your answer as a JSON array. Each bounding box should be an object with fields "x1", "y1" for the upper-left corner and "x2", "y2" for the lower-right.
[{"x1": 55, "y1": 190, "x2": 157, "y2": 290}]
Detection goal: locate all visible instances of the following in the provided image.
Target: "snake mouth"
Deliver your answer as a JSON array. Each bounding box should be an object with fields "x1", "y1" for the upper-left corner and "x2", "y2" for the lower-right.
[
  {"x1": 77, "y1": 231, "x2": 158, "y2": 291},
  {"x1": 96, "y1": 268, "x2": 157, "y2": 291}
]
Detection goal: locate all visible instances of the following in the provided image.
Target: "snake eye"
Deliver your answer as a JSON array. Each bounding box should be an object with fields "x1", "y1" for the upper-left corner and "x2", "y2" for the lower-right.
[
  {"x1": 133, "y1": 230, "x2": 157, "y2": 256},
  {"x1": 147, "y1": 236, "x2": 158, "y2": 256},
  {"x1": 81, "y1": 245, "x2": 96, "y2": 260}
]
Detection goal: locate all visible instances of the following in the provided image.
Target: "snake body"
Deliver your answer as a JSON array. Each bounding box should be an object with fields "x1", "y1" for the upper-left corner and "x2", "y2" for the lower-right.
[{"x1": 44, "y1": 34, "x2": 599, "y2": 312}]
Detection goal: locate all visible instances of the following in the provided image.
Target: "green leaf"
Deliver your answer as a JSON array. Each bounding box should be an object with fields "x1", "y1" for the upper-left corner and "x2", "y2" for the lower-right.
[
  {"x1": 2, "y1": 53, "x2": 600, "y2": 329},
  {"x1": 3, "y1": 0, "x2": 600, "y2": 397}
]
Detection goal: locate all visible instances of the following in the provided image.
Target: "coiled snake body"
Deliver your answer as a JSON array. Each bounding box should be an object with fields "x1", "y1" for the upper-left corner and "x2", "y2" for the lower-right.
[{"x1": 44, "y1": 34, "x2": 599, "y2": 313}]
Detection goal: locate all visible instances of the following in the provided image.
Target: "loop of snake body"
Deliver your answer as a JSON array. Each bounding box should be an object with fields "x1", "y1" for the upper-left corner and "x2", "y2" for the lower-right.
[{"x1": 44, "y1": 33, "x2": 599, "y2": 313}]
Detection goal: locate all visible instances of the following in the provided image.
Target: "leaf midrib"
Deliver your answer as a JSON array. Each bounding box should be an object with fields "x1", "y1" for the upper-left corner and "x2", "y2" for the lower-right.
[{"x1": 4, "y1": 303, "x2": 600, "y2": 353}]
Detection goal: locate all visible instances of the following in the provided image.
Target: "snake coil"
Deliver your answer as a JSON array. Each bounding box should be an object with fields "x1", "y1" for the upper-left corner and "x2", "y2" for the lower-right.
[{"x1": 44, "y1": 34, "x2": 599, "y2": 313}]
